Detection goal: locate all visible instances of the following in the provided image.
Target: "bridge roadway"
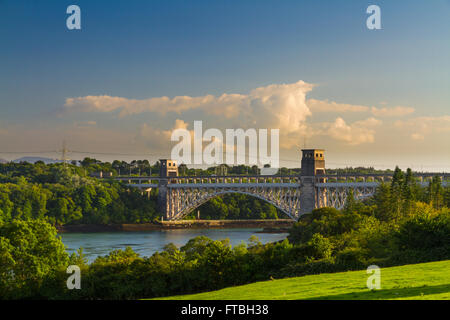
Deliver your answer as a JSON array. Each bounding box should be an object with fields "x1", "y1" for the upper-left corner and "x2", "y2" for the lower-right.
[
  {"x1": 116, "y1": 173, "x2": 449, "y2": 189},
  {"x1": 111, "y1": 173, "x2": 449, "y2": 221}
]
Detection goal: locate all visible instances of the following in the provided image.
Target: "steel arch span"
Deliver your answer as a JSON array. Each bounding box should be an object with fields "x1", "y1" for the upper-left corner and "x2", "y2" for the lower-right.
[
  {"x1": 317, "y1": 184, "x2": 378, "y2": 210},
  {"x1": 166, "y1": 186, "x2": 301, "y2": 221}
]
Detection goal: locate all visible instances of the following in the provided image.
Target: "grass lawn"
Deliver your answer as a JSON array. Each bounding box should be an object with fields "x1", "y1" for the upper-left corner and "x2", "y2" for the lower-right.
[{"x1": 151, "y1": 260, "x2": 450, "y2": 300}]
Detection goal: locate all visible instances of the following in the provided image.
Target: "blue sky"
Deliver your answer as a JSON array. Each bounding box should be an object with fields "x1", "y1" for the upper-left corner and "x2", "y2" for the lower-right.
[{"x1": 0, "y1": 0, "x2": 449, "y2": 170}]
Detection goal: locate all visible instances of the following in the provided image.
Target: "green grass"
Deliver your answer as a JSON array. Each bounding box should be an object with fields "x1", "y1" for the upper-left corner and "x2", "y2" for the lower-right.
[{"x1": 151, "y1": 260, "x2": 450, "y2": 300}]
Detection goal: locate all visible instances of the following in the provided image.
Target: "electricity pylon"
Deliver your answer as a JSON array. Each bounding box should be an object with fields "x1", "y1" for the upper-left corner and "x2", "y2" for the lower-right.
[{"x1": 60, "y1": 141, "x2": 70, "y2": 167}]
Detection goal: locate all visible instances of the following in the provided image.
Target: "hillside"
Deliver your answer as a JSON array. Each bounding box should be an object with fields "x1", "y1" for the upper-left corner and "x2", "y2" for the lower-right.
[{"x1": 153, "y1": 260, "x2": 450, "y2": 300}]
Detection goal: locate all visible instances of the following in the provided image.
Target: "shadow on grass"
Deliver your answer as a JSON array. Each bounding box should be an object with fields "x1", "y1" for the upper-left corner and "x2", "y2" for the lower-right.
[{"x1": 306, "y1": 284, "x2": 450, "y2": 300}]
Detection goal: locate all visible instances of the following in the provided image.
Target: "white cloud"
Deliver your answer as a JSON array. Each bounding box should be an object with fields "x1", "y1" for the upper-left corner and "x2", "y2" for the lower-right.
[
  {"x1": 394, "y1": 116, "x2": 450, "y2": 140},
  {"x1": 307, "y1": 99, "x2": 369, "y2": 113},
  {"x1": 64, "y1": 95, "x2": 219, "y2": 116},
  {"x1": 320, "y1": 117, "x2": 382, "y2": 145},
  {"x1": 138, "y1": 119, "x2": 190, "y2": 150},
  {"x1": 370, "y1": 106, "x2": 415, "y2": 117},
  {"x1": 307, "y1": 99, "x2": 414, "y2": 117},
  {"x1": 64, "y1": 81, "x2": 315, "y2": 149},
  {"x1": 64, "y1": 81, "x2": 314, "y2": 120}
]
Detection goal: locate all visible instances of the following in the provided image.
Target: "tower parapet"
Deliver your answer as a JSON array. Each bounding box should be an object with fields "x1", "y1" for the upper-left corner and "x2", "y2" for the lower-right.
[
  {"x1": 159, "y1": 159, "x2": 178, "y2": 177},
  {"x1": 301, "y1": 149, "x2": 325, "y2": 176}
]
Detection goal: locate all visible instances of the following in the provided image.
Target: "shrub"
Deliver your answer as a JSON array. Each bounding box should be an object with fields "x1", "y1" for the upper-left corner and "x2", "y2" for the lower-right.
[
  {"x1": 394, "y1": 209, "x2": 450, "y2": 251},
  {"x1": 335, "y1": 247, "x2": 369, "y2": 270}
]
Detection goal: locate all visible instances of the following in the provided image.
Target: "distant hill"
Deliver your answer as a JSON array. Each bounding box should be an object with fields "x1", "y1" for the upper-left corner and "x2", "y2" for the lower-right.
[
  {"x1": 0, "y1": 158, "x2": 8, "y2": 164},
  {"x1": 13, "y1": 157, "x2": 62, "y2": 164}
]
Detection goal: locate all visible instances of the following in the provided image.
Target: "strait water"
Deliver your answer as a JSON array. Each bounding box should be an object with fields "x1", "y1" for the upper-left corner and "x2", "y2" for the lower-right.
[{"x1": 59, "y1": 228, "x2": 288, "y2": 263}]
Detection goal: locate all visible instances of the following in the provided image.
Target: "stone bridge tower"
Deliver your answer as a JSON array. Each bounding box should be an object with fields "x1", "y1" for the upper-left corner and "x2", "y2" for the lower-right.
[
  {"x1": 158, "y1": 159, "x2": 178, "y2": 220},
  {"x1": 299, "y1": 149, "x2": 325, "y2": 214}
]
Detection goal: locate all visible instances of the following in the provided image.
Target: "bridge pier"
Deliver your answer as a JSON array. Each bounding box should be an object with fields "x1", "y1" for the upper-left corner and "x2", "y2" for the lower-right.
[
  {"x1": 157, "y1": 178, "x2": 171, "y2": 220},
  {"x1": 299, "y1": 176, "x2": 316, "y2": 215}
]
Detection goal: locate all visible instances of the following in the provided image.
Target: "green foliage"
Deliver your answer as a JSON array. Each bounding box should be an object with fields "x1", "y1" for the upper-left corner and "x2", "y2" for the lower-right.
[
  {"x1": 288, "y1": 207, "x2": 364, "y2": 244},
  {"x1": 0, "y1": 163, "x2": 159, "y2": 225},
  {"x1": 334, "y1": 247, "x2": 369, "y2": 270},
  {"x1": 394, "y1": 208, "x2": 450, "y2": 252},
  {"x1": 304, "y1": 233, "x2": 333, "y2": 260},
  {"x1": 188, "y1": 193, "x2": 281, "y2": 220},
  {"x1": 0, "y1": 219, "x2": 69, "y2": 299}
]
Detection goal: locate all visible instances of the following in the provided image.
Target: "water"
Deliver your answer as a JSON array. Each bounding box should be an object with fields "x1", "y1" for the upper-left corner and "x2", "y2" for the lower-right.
[{"x1": 59, "y1": 228, "x2": 288, "y2": 263}]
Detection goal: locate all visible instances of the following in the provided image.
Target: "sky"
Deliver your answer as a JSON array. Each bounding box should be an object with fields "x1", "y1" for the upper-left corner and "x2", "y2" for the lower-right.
[{"x1": 0, "y1": 0, "x2": 449, "y2": 171}]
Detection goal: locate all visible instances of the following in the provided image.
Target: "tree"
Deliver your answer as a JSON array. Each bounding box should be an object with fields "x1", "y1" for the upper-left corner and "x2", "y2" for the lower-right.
[
  {"x1": 390, "y1": 166, "x2": 405, "y2": 217},
  {"x1": 304, "y1": 233, "x2": 333, "y2": 260},
  {"x1": 373, "y1": 183, "x2": 394, "y2": 221},
  {"x1": 343, "y1": 189, "x2": 357, "y2": 213},
  {"x1": 402, "y1": 168, "x2": 417, "y2": 216},
  {"x1": 445, "y1": 187, "x2": 450, "y2": 208},
  {"x1": 0, "y1": 219, "x2": 69, "y2": 298},
  {"x1": 427, "y1": 176, "x2": 444, "y2": 210},
  {"x1": 80, "y1": 157, "x2": 99, "y2": 168}
]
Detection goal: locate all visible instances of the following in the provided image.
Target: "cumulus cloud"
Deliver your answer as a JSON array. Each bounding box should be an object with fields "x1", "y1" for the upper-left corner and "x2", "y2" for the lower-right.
[
  {"x1": 307, "y1": 99, "x2": 369, "y2": 113},
  {"x1": 138, "y1": 119, "x2": 190, "y2": 149},
  {"x1": 65, "y1": 81, "x2": 416, "y2": 149},
  {"x1": 63, "y1": 81, "x2": 314, "y2": 123},
  {"x1": 394, "y1": 116, "x2": 450, "y2": 141},
  {"x1": 241, "y1": 81, "x2": 314, "y2": 148},
  {"x1": 320, "y1": 117, "x2": 382, "y2": 145},
  {"x1": 307, "y1": 99, "x2": 414, "y2": 117},
  {"x1": 64, "y1": 95, "x2": 219, "y2": 116},
  {"x1": 371, "y1": 106, "x2": 415, "y2": 117},
  {"x1": 65, "y1": 81, "x2": 315, "y2": 149}
]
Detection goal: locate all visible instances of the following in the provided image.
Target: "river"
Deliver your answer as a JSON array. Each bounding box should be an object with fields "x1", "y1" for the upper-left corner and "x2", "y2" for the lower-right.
[{"x1": 59, "y1": 228, "x2": 288, "y2": 263}]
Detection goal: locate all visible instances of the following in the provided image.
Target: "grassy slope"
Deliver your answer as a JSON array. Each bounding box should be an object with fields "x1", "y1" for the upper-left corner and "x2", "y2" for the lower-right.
[{"x1": 153, "y1": 260, "x2": 450, "y2": 300}]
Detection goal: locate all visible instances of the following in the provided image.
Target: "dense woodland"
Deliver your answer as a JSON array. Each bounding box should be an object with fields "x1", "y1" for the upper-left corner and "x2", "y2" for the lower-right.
[{"x1": 0, "y1": 161, "x2": 449, "y2": 299}]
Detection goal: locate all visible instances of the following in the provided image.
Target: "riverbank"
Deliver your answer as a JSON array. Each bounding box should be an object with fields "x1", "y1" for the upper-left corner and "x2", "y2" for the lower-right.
[{"x1": 57, "y1": 219, "x2": 294, "y2": 233}]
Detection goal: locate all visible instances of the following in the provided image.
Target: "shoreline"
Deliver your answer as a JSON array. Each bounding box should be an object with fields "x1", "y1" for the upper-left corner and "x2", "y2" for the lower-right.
[{"x1": 56, "y1": 219, "x2": 294, "y2": 233}]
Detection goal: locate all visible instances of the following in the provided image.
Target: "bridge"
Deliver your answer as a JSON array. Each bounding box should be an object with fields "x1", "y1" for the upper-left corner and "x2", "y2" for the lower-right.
[{"x1": 115, "y1": 150, "x2": 449, "y2": 221}]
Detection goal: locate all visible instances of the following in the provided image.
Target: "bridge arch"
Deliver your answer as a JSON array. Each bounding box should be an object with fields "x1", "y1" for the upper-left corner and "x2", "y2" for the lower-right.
[{"x1": 167, "y1": 187, "x2": 301, "y2": 221}]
